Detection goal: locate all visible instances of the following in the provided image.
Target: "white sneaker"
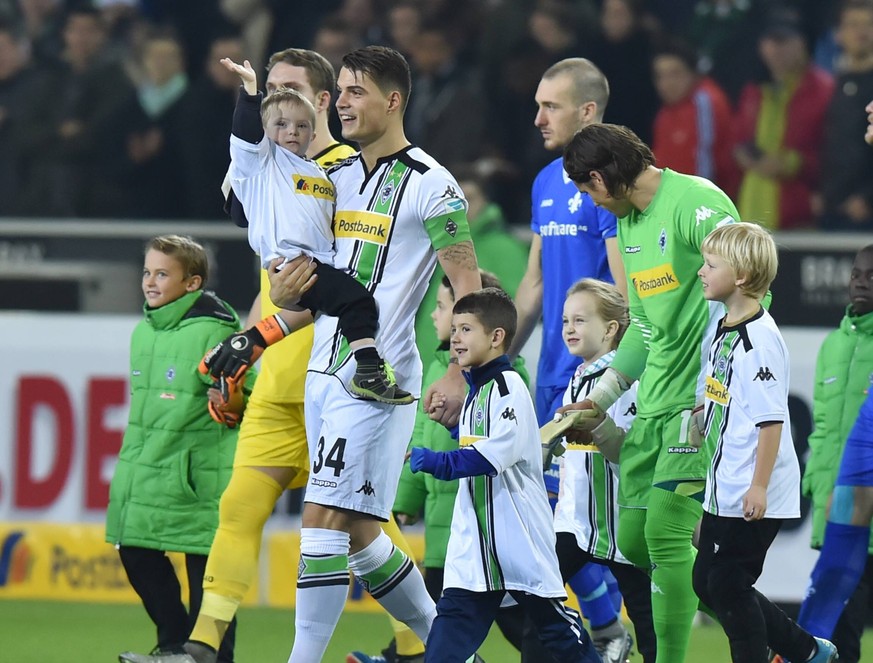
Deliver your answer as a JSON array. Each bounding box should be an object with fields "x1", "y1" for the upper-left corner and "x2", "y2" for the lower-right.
[{"x1": 593, "y1": 630, "x2": 633, "y2": 663}]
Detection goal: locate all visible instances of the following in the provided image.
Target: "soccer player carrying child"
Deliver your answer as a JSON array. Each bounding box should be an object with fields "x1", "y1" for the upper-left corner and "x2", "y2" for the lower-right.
[
  {"x1": 691, "y1": 222, "x2": 837, "y2": 663},
  {"x1": 533, "y1": 278, "x2": 655, "y2": 663},
  {"x1": 208, "y1": 57, "x2": 411, "y2": 405},
  {"x1": 408, "y1": 288, "x2": 601, "y2": 663}
]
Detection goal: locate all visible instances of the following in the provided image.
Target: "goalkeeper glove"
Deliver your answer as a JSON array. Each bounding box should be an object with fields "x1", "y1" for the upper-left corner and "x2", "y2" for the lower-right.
[
  {"x1": 207, "y1": 377, "x2": 244, "y2": 429},
  {"x1": 686, "y1": 402, "x2": 705, "y2": 448},
  {"x1": 586, "y1": 367, "x2": 632, "y2": 414},
  {"x1": 199, "y1": 314, "x2": 290, "y2": 383}
]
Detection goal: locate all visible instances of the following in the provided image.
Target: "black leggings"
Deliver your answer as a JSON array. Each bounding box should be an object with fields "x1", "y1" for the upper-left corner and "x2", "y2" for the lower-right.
[
  {"x1": 119, "y1": 546, "x2": 237, "y2": 662},
  {"x1": 692, "y1": 513, "x2": 815, "y2": 663},
  {"x1": 297, "y1": 260, "x2": 378, "y2": 343}
]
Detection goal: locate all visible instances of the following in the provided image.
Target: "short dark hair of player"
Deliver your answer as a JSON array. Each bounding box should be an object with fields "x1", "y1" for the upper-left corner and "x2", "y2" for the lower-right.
[
  {"x1": 267, "y1": 48, "x2": 336, "y2": 96},
  {"x1": 563, "y1": 123, "x2": 655, "y2": 199},
  {"x1": 441, "y1": 269, "x2": 502, "y2": 299},
  {"x1": 542, "y1": 58, "x2": 610, "y2": 118},
  {"x1": 145, "y1": 235, "x2": 209, "y2": 286},
  {"x1": 453, "y1": 287, "x2": 517, "y2": 351},
  {"x1": 342, "y1": 45, "x2": 412, "y2": 111}
]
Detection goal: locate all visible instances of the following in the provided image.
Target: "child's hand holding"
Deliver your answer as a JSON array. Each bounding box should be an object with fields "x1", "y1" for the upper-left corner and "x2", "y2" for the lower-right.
[
  {"x1": 220, "y1": 57, "x2": 258, "y2": 96},
  {"x1": 742, "y1": 485, "x2": 767, "y2": 521}
]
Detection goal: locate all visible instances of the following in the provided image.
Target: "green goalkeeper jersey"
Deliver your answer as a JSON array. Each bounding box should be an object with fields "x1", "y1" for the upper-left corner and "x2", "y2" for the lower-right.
[{"x1": 611, "y1": 168, "x2": 738, "y2": 417}]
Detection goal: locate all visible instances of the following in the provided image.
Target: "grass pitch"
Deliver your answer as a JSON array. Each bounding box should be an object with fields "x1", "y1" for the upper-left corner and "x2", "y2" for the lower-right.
[{"x1": 2, "y1": 599, "x2": 870, "y2": 662}]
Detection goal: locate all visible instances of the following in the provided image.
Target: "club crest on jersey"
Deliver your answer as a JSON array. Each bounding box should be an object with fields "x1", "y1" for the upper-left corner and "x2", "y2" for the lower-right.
[
  {"x1": 568, "y1": 191, "x2": 583, "y2": 214},
  {"x1": 293, "y1": 175, "x2": 335, "y2": 201},
  {"x1": 475, "y1": 407, "x2": 485, "y2": 427},
  {"x1": 380, "y1": 179, "x2": 396, "y2": 205},
  {"x1": 165, "y1": 367, "x2": 175, "y2": 382},
  {"x1": 716, "y1": 356, "x2": 728, "y2": 375},
  {"x1": 629, "y1": 263, "x2": 680, "y2": 298},
  {"x1": 659, "y1": 229, "x2": 667, "y2": 255},
  {"x1": 334, "y1": 210, "x2": 392, "y2": 245}
]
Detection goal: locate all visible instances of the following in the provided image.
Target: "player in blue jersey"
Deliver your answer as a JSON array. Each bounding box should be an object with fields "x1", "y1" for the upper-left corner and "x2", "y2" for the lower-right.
[{"x1": 508, "y1": 58, "x2": 629, "y2": 663}]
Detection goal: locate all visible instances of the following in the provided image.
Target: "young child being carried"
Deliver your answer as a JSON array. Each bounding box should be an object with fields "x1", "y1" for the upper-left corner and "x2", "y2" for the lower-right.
[
  {"x1": 691, "y1": 222, "x2": 837, "y2": 663},
  {"x1": 407, "y1": 287, "x2": 601, "y2": 663},
  {"x1": 204, "y1": 57, "x2": 411, "y2": 405}
]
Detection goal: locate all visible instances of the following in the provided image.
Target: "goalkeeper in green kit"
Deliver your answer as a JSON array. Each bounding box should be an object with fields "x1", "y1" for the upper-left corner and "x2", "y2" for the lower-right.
[{"x1": 559, "y1": 123, "x2": 738, "y2": 663}]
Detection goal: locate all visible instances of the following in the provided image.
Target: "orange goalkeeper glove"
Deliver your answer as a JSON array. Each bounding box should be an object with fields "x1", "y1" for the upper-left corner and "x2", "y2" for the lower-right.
[
  {"x1": 207, "y1": 377, "x2": 243, "y2": 429},
  {"x1": 199, "y1": 314, "x2": 290, "y2": 383}
]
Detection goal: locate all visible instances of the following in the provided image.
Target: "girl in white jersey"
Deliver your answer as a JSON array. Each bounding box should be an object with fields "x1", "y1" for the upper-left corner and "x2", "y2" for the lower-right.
[
  {"x1": 528, "y1": 278, "x2": 656, "y2": 663},
  {"x1": 692, "y1": 223, "x2": 837, "y2": 663}
]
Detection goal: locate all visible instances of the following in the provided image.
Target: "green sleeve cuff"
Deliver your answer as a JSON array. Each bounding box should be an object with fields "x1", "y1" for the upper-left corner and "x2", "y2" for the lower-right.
[{"x1": 425, "y1": 211, "x2": 472, "y2": 250}]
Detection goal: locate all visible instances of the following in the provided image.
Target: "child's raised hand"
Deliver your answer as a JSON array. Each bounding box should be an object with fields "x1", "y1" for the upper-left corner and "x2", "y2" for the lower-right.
[
  {"x1": 220, "y1": 57, "x2": 257, "y2": 96},
  {"x1": 742, "y1": 485, "x2": 767, "y2": 521}
]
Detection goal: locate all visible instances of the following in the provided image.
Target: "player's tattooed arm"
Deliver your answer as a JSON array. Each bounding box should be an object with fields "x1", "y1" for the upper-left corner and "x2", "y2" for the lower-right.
[{"x1": 437, "y1": 241, "x2": 481, "y2": 301}]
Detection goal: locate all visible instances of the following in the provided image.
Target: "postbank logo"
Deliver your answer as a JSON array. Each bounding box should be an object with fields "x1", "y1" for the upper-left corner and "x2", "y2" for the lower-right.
[
  {"x1": 705, "y1": 375, "x2": 729, "y2": 405},
  {"x1": 0, "y1": 531, "x2": 33, "y2": 587},
  {"x1": 334, "y1": 210, "x2": 392, "y2": 245},
  {"x1": 566, "y1": 442, "x2": 599, "y2": 452},
  {"x1": 630, "y1": 263, "x2": 680, "y2": 298},
  {"x1": 459, "y1": 435, "x2": 486, "y2": 448},
  {"x1": 293, "y1": 175, "x2": 336, "y2": 201}
]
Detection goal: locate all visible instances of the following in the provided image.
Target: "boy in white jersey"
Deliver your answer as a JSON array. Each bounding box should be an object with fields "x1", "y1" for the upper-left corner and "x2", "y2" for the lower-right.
[
  {"x1": 531, "y1": 278, "x2": 655, "y2": 663},
  {"x1": 409, "y1": 288, "x2": 600, "y2": 663},
  {"x1": 206, "y1": 57, "x2": 412, "y2": 405},
  {"x1": 691, "y1": 223, "x2": 837, "y2": 663}
]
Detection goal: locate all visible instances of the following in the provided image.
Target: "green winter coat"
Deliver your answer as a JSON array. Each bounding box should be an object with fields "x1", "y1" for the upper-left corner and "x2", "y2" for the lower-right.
[
  {"x1": 105, "y1": 290, "x2": 255, "y2": 555},
  {"x1": 393, "y1": 345, "x2": 529, "y2": 568},
  {"x1": 802, "y1": 306, "x2": 873, "y2": 551}
]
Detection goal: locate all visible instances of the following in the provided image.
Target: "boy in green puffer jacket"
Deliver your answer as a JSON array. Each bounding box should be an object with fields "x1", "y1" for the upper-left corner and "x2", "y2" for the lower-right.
[
  {"x1": 394, "y1": 271, "x2": 529, "y2": 649},
  {"x1": 800, "y1": 244, "x2": 873, "y2": 663},
  {"x1": 106, "y1": 235, "x2": 256, "y2": 662}
]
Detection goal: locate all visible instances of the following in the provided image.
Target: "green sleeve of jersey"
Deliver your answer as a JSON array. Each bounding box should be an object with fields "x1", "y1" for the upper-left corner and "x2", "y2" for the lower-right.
[
  {"x1": 676, "y1": 186, "x2": 739, "y2": 251},
  {"x1": 611, "y1": 280, "x2": 650, "y2": 382},
  {"x1": 424, "y1": 211, "x2": 472, "y2": 251}
]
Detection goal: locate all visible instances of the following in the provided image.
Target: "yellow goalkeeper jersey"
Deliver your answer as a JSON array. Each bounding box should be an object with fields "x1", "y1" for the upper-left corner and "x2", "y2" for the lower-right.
[{"x1": 256, "y1": 141, "x2": 357, "y2": 404}]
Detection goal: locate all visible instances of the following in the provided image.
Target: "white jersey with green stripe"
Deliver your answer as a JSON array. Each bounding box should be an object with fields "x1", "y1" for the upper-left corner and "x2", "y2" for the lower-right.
[
  {"x1": 553, "y1": 351, "x2": 637, "y2": 563},
  {"x1": 444, "y1": 367, "x2": 566, "y2": 597},
  {"x1": 702, "y1": 308, "x2": 800, "y2": 519},
  {"x1": 308, "y1": 146, "x2": 472, "y2": 393}
]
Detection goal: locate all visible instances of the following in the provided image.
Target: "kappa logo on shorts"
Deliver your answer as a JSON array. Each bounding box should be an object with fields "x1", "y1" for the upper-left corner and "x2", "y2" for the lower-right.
[
  {"x1": 310, "y1": 478, "x2": 338, "y2": 488},
  {"x1": 667, "y1": 446, "x2": 699, "y2": 454},
  {"x1": 355, "y1": 480, "x2": 375, "y2": 497}
]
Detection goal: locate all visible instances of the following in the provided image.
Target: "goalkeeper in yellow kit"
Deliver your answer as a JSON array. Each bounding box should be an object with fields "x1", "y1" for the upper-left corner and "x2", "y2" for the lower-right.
[{"x1": 120, "y1": 48, "x2": 426, "y2": 663}]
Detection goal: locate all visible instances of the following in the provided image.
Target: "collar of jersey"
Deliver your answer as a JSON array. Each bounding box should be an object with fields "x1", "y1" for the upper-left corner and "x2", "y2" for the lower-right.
[{"x1": 463, "y1": 354, "x2": 513, "y2": 400}]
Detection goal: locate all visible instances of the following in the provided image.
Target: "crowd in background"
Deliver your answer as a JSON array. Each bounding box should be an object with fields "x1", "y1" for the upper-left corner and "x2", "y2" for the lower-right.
[{"x1": 0, "y1": 0, "x2": 871, "y2": 231}]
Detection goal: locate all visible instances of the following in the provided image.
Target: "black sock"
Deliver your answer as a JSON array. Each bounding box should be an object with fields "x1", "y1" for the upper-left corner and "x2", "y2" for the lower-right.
[{"x1": 353, "y1": 346, "x2": 380, "y2": 368}]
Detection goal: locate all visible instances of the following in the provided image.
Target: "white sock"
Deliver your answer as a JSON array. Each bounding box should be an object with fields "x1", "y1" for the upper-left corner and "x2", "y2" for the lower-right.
[
  {"x1": 348, "y1": 531, "x2": 436, "y2": 642},
  {"x1": 288, "y1": 528, "x2": 350, "y2": 663}
]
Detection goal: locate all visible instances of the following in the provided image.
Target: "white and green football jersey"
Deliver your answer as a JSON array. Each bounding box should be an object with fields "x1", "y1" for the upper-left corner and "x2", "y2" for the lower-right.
[
  {"x1": 703, "y1": 308, "x2": 800, "y2": 519},
  {"x1": 308, "y1": 147, "x2": 471, "y2": 394},
  {"x1": 553, "y1": 351, "x2": 637, "y2": 564},
  {"x1": 444, "y1": 368, "x2": 566, "y2": 597}
]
